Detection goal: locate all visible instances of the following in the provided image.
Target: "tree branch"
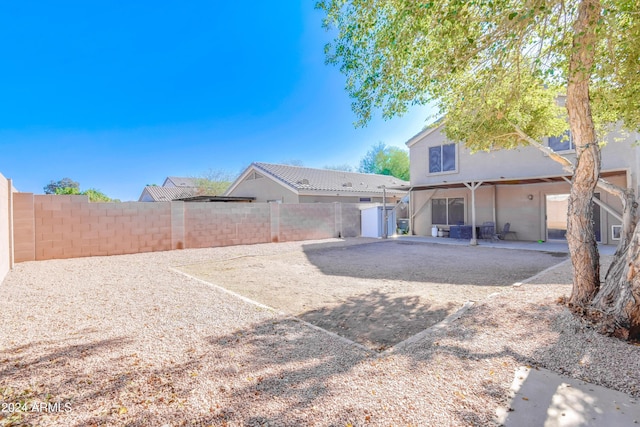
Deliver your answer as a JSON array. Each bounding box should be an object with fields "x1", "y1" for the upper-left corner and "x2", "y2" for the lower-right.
[
  {"x1": 513, "y1": 125, "x2": 574, "y2": 173},
  {"x1": 512, "y1": 125, "x2": 629, "y2": 201}
]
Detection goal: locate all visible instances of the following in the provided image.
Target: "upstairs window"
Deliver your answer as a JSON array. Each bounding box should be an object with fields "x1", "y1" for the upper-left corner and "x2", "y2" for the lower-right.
[
  {"x1": 548, "y1": 131, "x2": 574, "y2": 152},
  {"x1": 429, "y1": 143, "x2": 456, "y2": 173}
]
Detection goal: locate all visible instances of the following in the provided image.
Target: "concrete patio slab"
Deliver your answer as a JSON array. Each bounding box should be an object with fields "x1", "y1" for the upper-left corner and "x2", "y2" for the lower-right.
[
  {"x1": 497, "y1": 366, "x2": 640, "y2": 426},
  {"x1": 393, "y1": 235, "x2": 617, "y2": 256}
]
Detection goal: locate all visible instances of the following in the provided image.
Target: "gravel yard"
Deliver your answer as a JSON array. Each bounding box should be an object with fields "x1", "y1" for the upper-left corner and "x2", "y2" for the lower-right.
[
  {"x1": 177, "y1": 240, "x2": 566, "y2": 351},
  {"x1": 1, "y1": 238, "x2": 640, "y2": 426}
]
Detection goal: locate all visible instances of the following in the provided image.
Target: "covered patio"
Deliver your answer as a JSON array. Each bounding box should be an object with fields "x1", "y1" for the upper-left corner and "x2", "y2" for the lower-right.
[
  {"x1": 393, "y1": 169, "x2": 627, "y2": 245},
  {"x1": 391, "y1": 234, "x2": 617, "y2": 256}
]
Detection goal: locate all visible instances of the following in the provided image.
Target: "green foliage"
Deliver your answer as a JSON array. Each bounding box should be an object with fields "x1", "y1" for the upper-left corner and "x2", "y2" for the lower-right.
[
  {"x1": 53, "y1": 187, "x2": 80, "y2": 196},
  {"x1": 54, "y1": 186, "x2": 116, "y2": 202},
  {"x1": 359, "y1": 142, "x2": 386, "y2": 174},
  {"x1": 44, "y1": 178, "x2": 79, "y2": 194},
  {"x1": 192, "y1": 169, "x2": 235, "y2": 196},
  {"x1": 359, "y1": 142, "x2": 409, "y2": 180},
  {"x1": 318, "y1": 0, "x2": 640, "y2": 146},
  {"x1": 82, "y1": 188, "x2": 116, "y2": 202},
  {"x1": 47, "y1": 178, "x2": 117, "y2": 202}
]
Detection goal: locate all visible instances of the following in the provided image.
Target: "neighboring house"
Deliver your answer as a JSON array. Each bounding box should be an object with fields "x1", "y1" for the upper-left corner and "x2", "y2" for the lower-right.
[
  {"x1": 163, "y1": 176, "x2": 197, "y2": 188},
  {"x1": 224, "y1": 162, "x2": 409, "y2": 205},
  {"x1": 138, "y1": 176, "x2": 200, "y2": 202},
  {"x1": 406, "y1": 123, "x2": 637, "y2": 244},
  {"x1": 138, "y1": 186, "x2": 198, "y2": 202}
]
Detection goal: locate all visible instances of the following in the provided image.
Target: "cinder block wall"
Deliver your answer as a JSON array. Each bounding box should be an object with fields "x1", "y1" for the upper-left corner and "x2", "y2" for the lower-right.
[
  {"x1": 184, "y1": 203, "x2": 271, "y2": 248},
  {"x1": 340, "y1": 203, "x2": 365, "y2": 237},
  {"x1": 12, "y1": 193, "x2": 35, "y2": 263},
  {"x1": 14, "y1": 195, "x2": 174, "y2": 261},
  {"x1": 11, "y1": 196, "x2": 364, "y2": 262},
  {"x1": 278, "y1": 203, "x2": 336, "y2": 241},
  {"x1": 0, "y1": 173, "x2": 10, "y2": 282}
]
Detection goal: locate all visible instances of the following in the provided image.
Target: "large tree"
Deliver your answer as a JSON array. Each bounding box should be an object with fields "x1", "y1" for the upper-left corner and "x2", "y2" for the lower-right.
[
  {"x1": 319, "y1": 0, "x2": 640, "y2": 339},
  {"x1": 359, "y1": 142, "x2": 410, "y2": 180},
  {"x1": 53, "y1": 185, "x2": 117, "y2": 202},
  {"x1": 43, "y1": 177, "x2": 79, "y2": 195},
  {"x1": 192, "y1": 169, "x2": 235, "y2": 196},
  {"x1": 45, "y1": 178, "x2": 117, "y2": 202}
]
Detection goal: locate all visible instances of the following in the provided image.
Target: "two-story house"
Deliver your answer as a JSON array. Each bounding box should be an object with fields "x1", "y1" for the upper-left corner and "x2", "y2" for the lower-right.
[{"x1": 405, "y1": 123, "x2": 638, "y2": 244}]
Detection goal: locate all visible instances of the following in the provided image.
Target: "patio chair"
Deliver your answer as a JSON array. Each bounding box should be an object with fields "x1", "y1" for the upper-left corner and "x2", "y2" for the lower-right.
[
  {"x1": 497, "y1": 222, "x2": 517, "y2": 240},
  {"x1": 481, "y1": 221, "x2": 497, "y2": 241}
]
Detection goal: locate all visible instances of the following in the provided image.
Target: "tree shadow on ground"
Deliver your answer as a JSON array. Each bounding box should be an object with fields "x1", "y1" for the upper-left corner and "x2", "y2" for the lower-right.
[
  {"x1": 302, "y1": 240, "x2": 568, "y2": 285},
  {"x1": 0, "y1": 336, "x2": 135, "y2": 426},
  {"x1": 298, "y1": 289, "x2": 455, "y2": 351},
  {"x1": 195, "y1": 298, "x2": 580, "y2": 426},
  {"x1": 5, "y1": 251, "x2": 632, "y2": 426},
  {"x1": 5, "y1": 292, "x2": 635, "y2": 426}
]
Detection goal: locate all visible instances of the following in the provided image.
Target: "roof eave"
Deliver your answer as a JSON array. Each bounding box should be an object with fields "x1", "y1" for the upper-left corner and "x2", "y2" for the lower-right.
[{"x1": 406, "y1": 121, "x2": 446, "y2": 148}]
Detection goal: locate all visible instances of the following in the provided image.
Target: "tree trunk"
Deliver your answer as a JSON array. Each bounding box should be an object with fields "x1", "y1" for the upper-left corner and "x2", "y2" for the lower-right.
[
  {"x1": 592, "y1": 189, "x2": 640, "y2": 339},
  {"x1": 566, "y1": 0, "x2": 602, "y2": 306}
]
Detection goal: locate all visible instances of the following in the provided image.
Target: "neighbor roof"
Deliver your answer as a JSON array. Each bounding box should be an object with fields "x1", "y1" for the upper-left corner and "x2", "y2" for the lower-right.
[
  {"x1": 163, "y1": 176, "x2": 197, "y2": 187},
  {"x1": 226, "y1": 162, "x2": 409, "y2": 196},
  {"x1": 138, "y1": 186, "x2": 198, "y2": 202}
]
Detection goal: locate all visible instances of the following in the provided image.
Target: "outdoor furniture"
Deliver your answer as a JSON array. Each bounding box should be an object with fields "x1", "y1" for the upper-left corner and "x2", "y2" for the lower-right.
[
  {"x1": 497, "y1": 222, "x2": 517, "y2": 240},
  {"x1": 397, "y1": 219, "x2": 410, "y2": 235},
  {"x1": 449, "y1": 224, "x2": 472, "y2": 239},
  {"x1": 480, "y1": 221, "x2": 496, "y2": 241}
]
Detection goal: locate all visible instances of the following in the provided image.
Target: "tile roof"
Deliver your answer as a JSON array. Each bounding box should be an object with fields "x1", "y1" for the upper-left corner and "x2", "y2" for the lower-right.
[
  {"x1": 139, "y1": 186, "x2": 197, "y2": 202},
  {"x1": 164, "y1": 176, "x2": 197, "y2": 187},
  {"x1": 251, "y1": 162, "x2": 409, "y2": 194}
]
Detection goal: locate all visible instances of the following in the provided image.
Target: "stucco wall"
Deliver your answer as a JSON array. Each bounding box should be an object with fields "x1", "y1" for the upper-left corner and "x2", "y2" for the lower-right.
[
  {"x1": 0, "y1": 173, "x2": 10, "y2": 283},
  {"x1": 228, "y1": 175, "x2": 299, "y2": 203},
  {"x1": 11, "y1": 196, "x2": 365, "y2": 262},
  {"x1": 407, "y1": 124, "x2": 633, "y2": 243},
  {"x1": 411, "y1": 175, "x2": 626, "y2": 243},
  {"x1": 228, "y1": 174, "x2": 407, "y2": 205},
  {"x1": 410, "y1": 125, "x2": 638, "y2": 188},
  {"x1": 298, "y1": 194, "x2": 404, "y2": 204}
]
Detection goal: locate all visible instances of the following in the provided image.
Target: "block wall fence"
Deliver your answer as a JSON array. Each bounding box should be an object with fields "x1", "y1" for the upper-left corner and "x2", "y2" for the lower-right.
[
  {"x1": 0, "y1": 173, "x2": 11, "y2": 283},
  {"x1": 8, "y1": 194, "x2": 365, "y2": 263}
]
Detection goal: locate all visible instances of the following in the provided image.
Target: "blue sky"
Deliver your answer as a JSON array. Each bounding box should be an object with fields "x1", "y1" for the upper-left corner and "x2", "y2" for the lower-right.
[{"x1": 0, "y1": 1, "x2": 433, "y2": 201}]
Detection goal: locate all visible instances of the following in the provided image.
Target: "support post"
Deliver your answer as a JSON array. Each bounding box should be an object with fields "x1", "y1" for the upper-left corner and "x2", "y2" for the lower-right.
[
  {"x1": 464, "y1": 181, "x2": 483, "y2": 246},
  {"x1": 382, "y1": 186, "x2": 387, "y2": 239}
]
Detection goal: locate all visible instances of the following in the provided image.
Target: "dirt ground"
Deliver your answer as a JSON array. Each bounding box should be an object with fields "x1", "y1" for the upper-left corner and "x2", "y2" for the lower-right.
[{"x1": 177, "y1": 239, "x2": 567, "y2": 351}]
